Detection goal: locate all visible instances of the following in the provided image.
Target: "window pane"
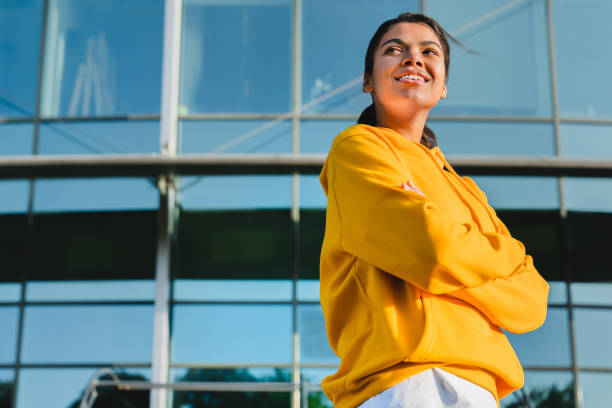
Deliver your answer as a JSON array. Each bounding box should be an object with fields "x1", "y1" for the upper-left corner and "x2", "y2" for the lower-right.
[
  {"x1": 501, "y1": 370, "x2": 574, "y2": 408},
  {"x1": 33, "y1": 178, "x2": 159, "y2": 213},
  {"x1": 571, "y1": 283, "x2": 612, "y2": 306},
  {"x1": 174, "y1": 279, "x2": 292, "y2": 302},
  {"x1": 564, "y1": 178, "x2": 612, "y2": 213},
  {"x1": 0, "y1": 181, "x2": 29, "y2": 214},
  {"x1": 0, "y1": 284, "x2": 20, "y2": 302},
  {"x1": 180, "y1": 0, "x2": 292, "y2": 114},
  {"x1": 172, "y1": 391, "x2": 290, "y2": 408},
  {"x1": 180, "y1": 120, "x2": 291, "y2": 154},
  {"x1": 428, "y1": 0, "x2": 551, "y2": 117},
  {"x1": 300, "y1": 121, "x2": 354, "y2": 153},
  {"x1": 0, "y1": 369, "x2": 13, "y2": 408},
  {"x1": 548, "y1": 281, "x2": 567, "y2": 304},
  {"x1": 298, "y1": 305, "x2": 339, "y2": 365},
  {"x1": 470, "y1": 176, "x2": 559, "y2": 210},
  {"x1": 26, "y1": 280, "x2": 155, "y2": 302},
  {"x1": 568, "y1": 212, "x2": 612, "y2": 282},
  {"x1": 0, "y1": 1, "x2": 43, "y2": 118},
  {"x1": 16, "y1": 368, "x2": 150, "y2": 408},
  {"x1": 302, "y1": 0, "x2": 419, "y2": 114},
  {"x1": 299, "y1": 209, "x2": 325, "y2": 280},
  {"x1": 172, "y1": 305, "x2": 292, "y2": 364},
  {"x1": 297, "y1": 280, "x2": 319, "y2": 302},
  {"x1": 580, "y1": 372, "x2": 612, "y2": 408},
  {"x1": 38, "y1": 121, "x2": 159, "y2": 155},
  {"x1": 41, "y1": 0, "x2": 163, "y2": 117},
  {"x1": 505, "y1": 308, "x2": 571, "y2": 367},
  {"x1": 561, "y1": 124, "x2": 612, "y2": 158},
  {"x1": 0, "y1": 307, "x2": 18, "y2": 364},
  {"x1": 31, "y1": 211, "x2": 156, "y2": 281},
  {"x1": 0, "y1": 214, "x2": 26, "y2": 281},
  {"x1": 575, "y1": 308, "x2": 612, "y2": 368},
  {"x1": 171, "y1": 367, "x2": 291, "y2": 383},
  {"x1": 430, "y1": 122, "x2": 555, "y2": 156},
  {"x1": 300, "y1": 176, "x2": 326, "y2": 209},
  {"x1": 0, "y1": 124, "x2": 34, "y2": 155},
  {"x1": 22, "y1": 305, "x2": 153, "y2": 363},
  {"x1": 553, "y1": 0, "x2": 612, "y2": 118}
]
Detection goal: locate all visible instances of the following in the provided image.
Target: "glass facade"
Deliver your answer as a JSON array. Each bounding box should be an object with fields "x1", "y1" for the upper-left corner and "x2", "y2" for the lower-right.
[{"x1": 1, "y1": 1, "x2": 611, "y2": 407}]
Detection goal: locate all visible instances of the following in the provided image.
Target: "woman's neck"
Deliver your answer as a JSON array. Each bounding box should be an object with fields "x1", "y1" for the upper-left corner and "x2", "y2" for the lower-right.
[{"x1": 375, "y1": 110, "x2": 429, "y2": 145}]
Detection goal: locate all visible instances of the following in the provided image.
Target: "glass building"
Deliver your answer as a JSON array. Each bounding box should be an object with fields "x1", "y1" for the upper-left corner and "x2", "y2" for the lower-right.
[{"x1": 1, "y1": 0, "x2": 611, "y2": 407}]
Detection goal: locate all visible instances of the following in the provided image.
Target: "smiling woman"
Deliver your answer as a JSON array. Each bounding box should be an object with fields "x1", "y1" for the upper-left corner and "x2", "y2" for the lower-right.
[{"x1": 318, "y1": 13, "x2": 550, "y2": 408}]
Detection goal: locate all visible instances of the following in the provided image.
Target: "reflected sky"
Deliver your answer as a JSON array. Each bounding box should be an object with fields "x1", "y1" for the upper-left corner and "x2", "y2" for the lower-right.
[
  {"x1": 571, "y1": 283, "x2": 612, "y2": 306},
  {"x1": 173, "y1": 279, "x2": 292, "y2": 302},
  {"x1": 561, "y1": 123, "x2": 612, "y2": 158},
  {"x1": 469, "y1": 176, "x2": 559, "y2": 210},
  {"x1": 300, "y1": 121, "x2": 355, "y2": 154},
  {"x1": 300, "y1": 175, "x2": 326, "y2": 209},
  {"x1": 172, "y1": 305, "x2": 292, "y2": 364},
  {"x1": 298, "y1": 305, "x2": 339, "y2": 365},
  {"x1": 0, "y1": 306, "x2": 18, "y2": 364},
  {"x1": 564, "y1": 178, "x2": 612, "y2": 213},
  {"x1": 548, "y1": 281, "x2": 567, "y2": 304},
  {"x1": 501, "y1": 370, "x2": 573, "y2": 408},
  {"x1": 0, "y1": 283, "x2": 21, "y2": 302},
  {"x1": 297, "y1": 280, "x2": 319, "y2": 302},
  {"x1": 0, "y1": 180, "x2": 29, "y2": 214},
  {"x1": 580, "y1": 372, "x2": 612, "y2": 408},
  {"x1": 575, "y1": 308, "x2": 612, "y2": 368},
  {"x1": 0, "y1": 124, "x2": 33, "y2": 155},
  {"x1": 22, "y1": 305, "x2": 153, "y2": 363},
  {"x1": 26, "y1": 280, "x2": 155, "y2": 302}
]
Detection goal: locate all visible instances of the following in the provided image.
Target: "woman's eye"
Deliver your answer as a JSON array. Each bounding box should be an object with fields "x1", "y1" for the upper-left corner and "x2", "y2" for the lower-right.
[
  {"x1": 423, "y1": 48, "x2": 438, "y2": 55},
  {"x1": 384, "y1": 47, "x2": 402, "y2": 54}
]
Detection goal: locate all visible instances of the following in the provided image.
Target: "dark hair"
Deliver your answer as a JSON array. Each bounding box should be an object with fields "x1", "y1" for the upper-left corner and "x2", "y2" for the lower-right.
[{"x1": 357, "y1": 13, "x2": 458, "y2": 149}]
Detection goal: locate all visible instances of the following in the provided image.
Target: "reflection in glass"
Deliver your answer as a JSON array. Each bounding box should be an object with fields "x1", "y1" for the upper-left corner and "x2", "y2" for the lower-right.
[
  {"x1": 38, "y1": 121, "x2": 159, "y2": 155},
  {"x1": 298, "y1": 305, "x2": 339, "y2": 365},
  {"x1": 470, "y1": 177, "x2": 559, "y2": 210},
  {"x1": 0, "y1": 124, "x2": 34, "y2": 155},
  {"x1": 0, "y1": 369, "x2": 13, "y2": 408},
  {"x1": 564, "y1": 178, "x2": 612, "y2": 213},
  {"x1": 179, "y1": 176, "x2": 291, "y2": 210},
  {"x1": 0, "y1": 181, "x2": 29, "y2": 214},
  {"x1": 172, "y1": 367, "x2": 291, "y2": 383},
  {"x1": 0, "y1": 307, "x2": 18, "y2": 364},
  {"x1": 553, "y1": 0, "x2": 612, "y2": 118},
  {"x1": 0, "y1": 214, "x2": 27, "y2": 282},
  {"x1": 580, "y1": 372, "x2": 612, "y2": 408},
  {"x1": 428, "y1": 0, "x2": 551, "y2": 116},
  {"x1": 180, "y1": 0, "x2": 291, "y2": 114},
  {"x1": 33, "y1": 178, "x2": 158, "y2": 213},
  {"x1": 41, "y1": 0, "x2": 163, "y2": 117},
  {"x1": 302, "y1": 0, "x2": 418, "y2": 114},
  {"x1": 501, "y1": 370, "x2": 574, "y2": 408},
  {"x1": 174, "y1": 279, "x2": 292, "y2": 302},
  {"x1": 299, "y1": 209, "x2": 325, "y2": 280},
  {"x1": 172, "y1": 305, "x2": 292, "y2": 364},
  {"x1": 22, "y1": 305, "x2": 153, "y2": 363},
  {"x1": 26, "y1": 280, "x2": 154, "y2": 302},
  {"x1": 505, "y1": 308, "x2": 571, "y2": 367},
  {"x1": 300, "y1": 121, "x2": 354, "y2": 153},
  {"x1": 0, "y1": 1, "x2": 43, "y2": 118},
  {"x1": 575, "y1": 308, "x2": 612, "y2": 368},
  {"x1": 568, "y1": 212, "x2": 612, "y2": 282},
  {"x1": 548, "y1": 281, "x2": 567, "y2": 304},
  {"x1": 180, "y1": 120, "x2": 291, "y2": 154},
  {"x1": 300, "y1": 175, "x2": 327, "y2": 209},
  {"x1": 0, "y1": 284, "x2": 20, "y2": 302},
  {"x1": 297, "y1": 280, "x2": 319, "y2": 302},
  {"x1": 16, "y1": 368, "x2": 150, "y2": 408},
  {"x1": 430, "y1": 122, "x2": 555, "y2": 156},
  {"x1": 571, "y1": 283, "x2": 612, "y2": 306},
  {"x1": 301, "y1": 368, "x2": 335, "y2": 408},
  {"x1": 561, "y1": 124, "x2": 612, "y2": 158}
]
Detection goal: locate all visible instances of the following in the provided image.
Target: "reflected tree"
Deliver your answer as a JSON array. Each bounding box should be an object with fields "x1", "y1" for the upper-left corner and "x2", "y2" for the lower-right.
[
  {"x1": 0, "y1": 381, "x2": 12, "y2": 408},
  {"x1": 504, "y1": 383, "x2": 574, "y2": 408},
  {"x1": 68, "y1": 371, "x2": 149, "y2": 408}
]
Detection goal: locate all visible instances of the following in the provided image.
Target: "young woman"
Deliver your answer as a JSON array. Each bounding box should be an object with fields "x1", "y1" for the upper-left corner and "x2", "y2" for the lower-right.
[{"x1": 318, "y1": 13, "x2": 550, "y2": 408}]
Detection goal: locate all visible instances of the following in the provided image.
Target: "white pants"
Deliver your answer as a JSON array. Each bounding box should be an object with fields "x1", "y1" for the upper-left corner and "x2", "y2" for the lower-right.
[{"x1": 357, "y1": 367, "x2": 498, "y2": 408}]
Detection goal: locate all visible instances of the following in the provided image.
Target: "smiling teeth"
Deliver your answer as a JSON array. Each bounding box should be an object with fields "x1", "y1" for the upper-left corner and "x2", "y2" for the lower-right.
[{"x1": 400, "y1": 74, "x2": 425, "y2": 81}]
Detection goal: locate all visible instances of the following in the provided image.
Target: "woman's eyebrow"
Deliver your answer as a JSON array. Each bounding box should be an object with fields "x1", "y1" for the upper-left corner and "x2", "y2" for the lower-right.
[{"x1": 380, "y1": 38, "x2": 442, "y2": 51}]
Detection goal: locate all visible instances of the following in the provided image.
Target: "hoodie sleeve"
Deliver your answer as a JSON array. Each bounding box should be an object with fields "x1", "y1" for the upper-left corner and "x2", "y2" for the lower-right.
[{"x1": 327, "y1": 133, "x2": 528, "y2": 294}]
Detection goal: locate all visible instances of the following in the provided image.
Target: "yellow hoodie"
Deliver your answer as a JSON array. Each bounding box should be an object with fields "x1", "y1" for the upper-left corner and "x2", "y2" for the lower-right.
[{"x1": 318, "y1": 124, "x2": 549, "y2": 408}]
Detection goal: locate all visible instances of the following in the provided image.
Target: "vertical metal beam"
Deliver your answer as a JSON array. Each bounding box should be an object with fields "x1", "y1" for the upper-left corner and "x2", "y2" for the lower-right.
[
  {"x1": 152, "y1": 0, "x2": 182, "y2": 407},
  {"x1": 291, "y1": 0, "x2": 303, "y2": 407},
  {"x1": 420, "y1": 0, "x2": 426, "y2": 14}
]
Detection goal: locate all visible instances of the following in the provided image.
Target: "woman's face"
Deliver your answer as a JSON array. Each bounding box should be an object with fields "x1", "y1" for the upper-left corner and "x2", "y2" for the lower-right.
[{"x1": 364, "y1": 22, "x2": 447, "y2": 122}]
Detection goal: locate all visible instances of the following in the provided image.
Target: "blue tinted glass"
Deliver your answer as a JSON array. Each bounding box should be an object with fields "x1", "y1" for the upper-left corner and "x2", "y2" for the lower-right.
[
  {"x1": 575, "y1": 308, "x2": 612, "y2": 367},
  {"x1": 21, "y1": 305, "x2": 153, "y2": 363},
  {"x1": 548, "y1": 281, "x2": 567, "y2": 304},
  {"x1": 0, "y1": 283, "x2": 21, "y2": 302},
  {"x1": 181, "y1": 0, "x2": 291, "y2": 113},
  {"x1": 553, "y1": 0, "x2": 612, "y2": 118},
  {"x1": 0, "y1": 368, "x2": 13, "y2": 408},
  {"x1": 564, "y1": 178, "x2": 612, "y2": 213},
  {"x1": 171, "y1": 305, "x2": 292, "y2": 364},
  {"x1": 430, "y1": 122, "x2": 555, "y2": 156},
  {"x1": 561, "y1": 124, "x2": 612, "y2": 158},
  {"x1": 580, "y1": 372, "x2": 612, "y2": 408},
  {"x1": 0, "y1": 306, "x2": 18, "y2": 364},
  {"x1": 173, "y1": 279, "x2": 292, "y2": 302},
  {"x1": 26, "y1": 280, "x2": 155, "y2": 302},
  {"x1": 300, "y1": 175, "x2": 326, "y2": 209},
  {"x1": 171, "y1": 367, "x2": 290, "y2": 383},
  {"x1": 297, "y1": 280, "x2": 319, "y2": 302},
  {"x1": 38, "y1": 121, "x2": 159, "y2": 155},
  {"x1": 179, "y1": 176, "x2": 291, "y2": 210},
  {"x1": 505, "y1": 308, "x2": 571, "y2": 367},
  {"x1": 302, "y1": 0, "x2": 419, "y2": 114},
  {"x1": 0, "y1": 124, "x2": 34, "y2": 155},
  {"x1": 16, "y1": 368, "x2": 150, "y2": 408},
  {"x1": 180, "y1": 120, "x2": 291, "y2": 154},
  {"x1": 299, "y1": 305, "x2": 339, "y2": 365},
  {"x1": 470, "y1": 176, "x2": 559, "y2": 209},
  {"x1": 40, "y1": 0, "x2": 163, "y2": 117},
  {"x1": 301, "y1": 368, "x2": 336, "y2": 386},
  {"x1": 300, "y1": 121, "x2": 354, "y2": 153},
  {"x1": 33, "y1": 178, "x2": 158, "y2": 212},
  {"x1": 0, "y1": 1, "x2": 43, "y2": 118},
  {"x1": 0, "y1": 181, "x2": 29, "y2": 214},
  {"x1": 428, "y1": 0, "x2": 551, "y2": 117},
  {"x1": 571, "y1": 283, "x2": 612, "y2": 306},
  {"x1": 501, "y1": 370, "x2": 573, "y2": 408}
]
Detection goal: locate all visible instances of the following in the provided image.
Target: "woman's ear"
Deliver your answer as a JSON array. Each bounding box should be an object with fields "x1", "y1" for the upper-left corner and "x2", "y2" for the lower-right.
[
  {"x1": 440, "y1": 83, "x2": 447, "y2": 99},
  {"x1": 363, "y1": 74, "x2": 373, "y2": 93}
]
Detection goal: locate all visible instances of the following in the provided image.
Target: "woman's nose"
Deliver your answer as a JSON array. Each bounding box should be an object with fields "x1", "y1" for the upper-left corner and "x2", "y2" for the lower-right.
[{"x1": 401, "y1": 52, "x2": 423, "y2": 67}]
